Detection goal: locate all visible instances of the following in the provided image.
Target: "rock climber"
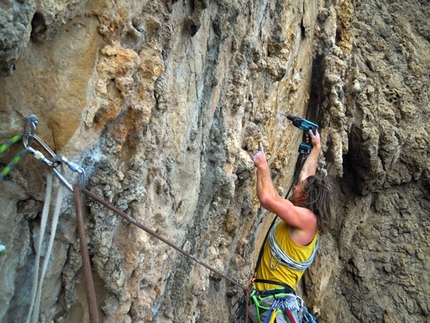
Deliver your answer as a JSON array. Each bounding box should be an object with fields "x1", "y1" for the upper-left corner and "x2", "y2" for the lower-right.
[{"x1": 246, "y1": 130, "x2": 333, "y2": 322}]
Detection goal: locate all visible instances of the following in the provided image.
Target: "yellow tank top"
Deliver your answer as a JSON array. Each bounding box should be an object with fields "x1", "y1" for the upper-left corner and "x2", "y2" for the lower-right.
[{"x1": 255, "y1": 220, "x2": 319, "y2": 291}]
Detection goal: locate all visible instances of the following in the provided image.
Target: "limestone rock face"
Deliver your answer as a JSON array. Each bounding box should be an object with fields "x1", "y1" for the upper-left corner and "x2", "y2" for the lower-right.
[{"x1": 0, "y1": 0, "x2": 429, "y2": 322}]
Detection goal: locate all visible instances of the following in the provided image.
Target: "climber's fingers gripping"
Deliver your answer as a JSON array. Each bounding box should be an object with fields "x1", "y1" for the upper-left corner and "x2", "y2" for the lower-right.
[{"x1": 248, "y1": 143, "x2": 267, "y2": 167}]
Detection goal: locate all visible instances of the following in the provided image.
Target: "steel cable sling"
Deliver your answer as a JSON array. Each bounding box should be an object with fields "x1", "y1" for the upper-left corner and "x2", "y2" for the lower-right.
[{"x1": 8, "y1": 115, "x2": 250, "y2": 323}]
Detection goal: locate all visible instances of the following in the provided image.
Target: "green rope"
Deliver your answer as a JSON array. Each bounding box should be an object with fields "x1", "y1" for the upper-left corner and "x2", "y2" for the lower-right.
[
  {"x1": 0, "y1": 134, "x2": 23, "y2": 155},
  {"x1": 0, "y1": 134, "x2": 26, "y2": 179}
]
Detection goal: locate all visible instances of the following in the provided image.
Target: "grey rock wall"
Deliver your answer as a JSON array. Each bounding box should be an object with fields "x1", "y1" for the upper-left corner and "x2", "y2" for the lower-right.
[{"x1": 312, "y1": 1, "x2": 430, "y2": 322}]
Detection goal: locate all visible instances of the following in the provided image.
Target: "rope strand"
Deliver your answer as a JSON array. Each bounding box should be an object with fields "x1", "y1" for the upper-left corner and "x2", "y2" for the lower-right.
[
  {"x1": 0, "y1": 134, "x2": 23, "y2": 154},
  {"x1": 26, "y1": 171, "x2": 53, "y2": 323},
  {"x1": 32, "y1": 168, "x2": 64, "y2": 322},
  {"x1": 73, "y1": 184, "x2": 99, "y2": 323},
  {"x1": 268, "y1": 220, "x2": 319, "y2": 271},
  {"x1": 0, "y1": 134, "x2": 27, "y2": 179}
]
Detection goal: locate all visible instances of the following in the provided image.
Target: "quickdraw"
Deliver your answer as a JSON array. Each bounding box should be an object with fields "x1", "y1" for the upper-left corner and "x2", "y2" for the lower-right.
[
  {"x1": 248, "y1": 287, "x2": 316, "y2": 323},
  {"x1": 21, "y1": 115, "x2": 86, "y2": 191}
]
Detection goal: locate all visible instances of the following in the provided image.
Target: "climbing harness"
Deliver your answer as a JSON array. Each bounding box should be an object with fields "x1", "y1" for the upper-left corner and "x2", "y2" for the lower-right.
[
  {"x1": 235, "y1": 283, "x2": 317, "y2": 323},
  {"x1": 268, "y1": 221, "x2": 319, "y2": 271},
  {"x1": 255, "y1": 293, "x2": 300, "y2": 323},
  {"x1": 2, "y1": 115, "x2": 251, "y2": 323}
]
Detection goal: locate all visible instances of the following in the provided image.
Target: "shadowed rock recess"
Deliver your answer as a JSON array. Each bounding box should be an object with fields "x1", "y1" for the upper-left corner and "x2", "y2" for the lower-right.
[{"x1": 0, "y1": 0, "x2": 429, "y2": 322}]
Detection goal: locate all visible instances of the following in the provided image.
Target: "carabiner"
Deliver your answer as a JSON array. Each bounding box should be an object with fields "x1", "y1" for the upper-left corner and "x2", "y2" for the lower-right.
[
  {"x1": 51, "y1": 155, "x2": 86, "y2": 191},
  {"x1": 23, "y1": 115, "x2": 56, "y2": 167},
  {"x1": 22, "y1": 115, "x2": 86, "y2": 191},
  {"x1": 22, "y1": 115, "x2": 38, "y2": 150}
]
